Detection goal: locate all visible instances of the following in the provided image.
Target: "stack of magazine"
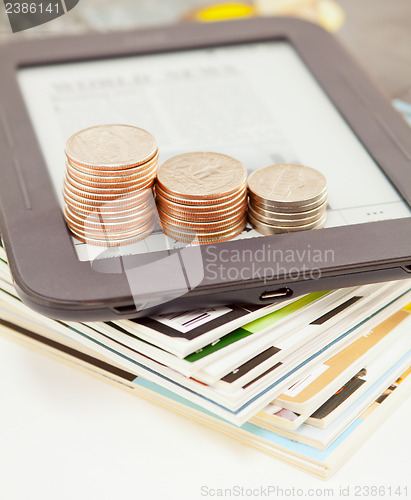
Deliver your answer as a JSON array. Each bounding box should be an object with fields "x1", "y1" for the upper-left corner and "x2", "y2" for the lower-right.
[{"x1": 0, "y1": 243, "x2": 410, "y2": 479}]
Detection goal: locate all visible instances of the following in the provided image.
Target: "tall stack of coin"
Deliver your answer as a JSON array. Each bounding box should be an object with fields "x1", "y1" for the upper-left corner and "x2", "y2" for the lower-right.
[
  {"x1": 156, "y1": 152, "x2": 248, "y2": 244},
  {"x1": 247, "y1": 164, "x2": 328, "y2": 235},
  {"x1": 63, "y1": 124, "x2": 159, "y2": 247}
]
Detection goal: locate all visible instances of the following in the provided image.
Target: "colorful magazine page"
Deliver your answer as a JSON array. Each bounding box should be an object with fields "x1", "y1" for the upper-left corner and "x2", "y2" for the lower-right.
[
  {"x1": 0, "y1": 275, "x2": 341, "y2": 398},
  {"x1": 2, "y1": 270, "x2": 410, "y2": 427},
  {"x1": 0, "y1": 283, "x2": 388, "y2": 425},
  {"x1": 113, "y1": 298, "x2": 299, "y2": 357},
  {"x1": 209, "y1": 282, "x2": 398, "y2": 390},
  {"x1": 64, "y1": 289, "x2": 411, "y2": 410},
  {"x1": 95, "y1": 288, "x2": 334, "y2": 371},
  {"x1": 3, "y1": 250, "x2": 404, "y2": 398},
  {"x1": 1, "y1": 250, "x2": 410, "y2": 424},
  {"x1": 253, "y1": 335, "x2": 411, "y2": 438},
  {"x1": 0, "y1": 245, "x2": 326, "y2": 362},
  {"x1": 21, "y1": 292, "x2": 411, "y2": 425},
  {"x1": 0, "y1": 264, "x2": 327, "y2": 384},
  {"x1": 266, "y1": 355, "x2": 411, "y2": 450},
  {"x1": 132, "y1": 359, "x2": 411, "y2": 479},
  {"x1": 1, "y1": 315, "x2": 410, "y2": 479},
  {"x1": 275, "y1": 300, "x2": 411, "y2": 413},
  {"x1": 250, "y1": 355, "x2": 410, "y2": 452},
  {"x1": 76, "y1": 289, "x2": 346, "y2": 384},
  {"x1": 1, "y1": 270, "x2": 409, "y2": 411},
  {"x1": 305, "y1": 373, "x2": 367, "y2": 429},
  {"x1": 183, "y1": 286, "x2": 381, "y2": 383},
  {"x1": 240, "y1": 290, "x2": 411, "y2": 415},
  {"x1": 255, "y1": 372, "x2": 366, "y2": 432}
]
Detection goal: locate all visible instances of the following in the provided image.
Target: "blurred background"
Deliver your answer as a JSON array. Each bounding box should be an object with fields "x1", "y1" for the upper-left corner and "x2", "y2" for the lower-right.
[{"x1": 1, "y1": 0, "x2": 410, "y2": 102}]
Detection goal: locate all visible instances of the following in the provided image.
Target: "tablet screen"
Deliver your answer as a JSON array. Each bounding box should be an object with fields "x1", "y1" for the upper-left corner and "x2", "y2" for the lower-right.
[{"x1": 18, "y1": 41, "x2": 411, "y2": 261}]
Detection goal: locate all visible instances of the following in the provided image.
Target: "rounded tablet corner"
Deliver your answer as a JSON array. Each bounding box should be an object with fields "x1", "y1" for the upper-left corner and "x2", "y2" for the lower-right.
[
  {"x1": 11, "y1": 282, "x2": 110, "y2": 322},
  {"x1": 5, "y1": 256, "x2": 105, "y2": 322},
  {"x1": 260, "y1": 14, "x2": 333, "y2": 40},
  {"x1": 10, "y1": 275, "x2": 79, "y2": 322}
]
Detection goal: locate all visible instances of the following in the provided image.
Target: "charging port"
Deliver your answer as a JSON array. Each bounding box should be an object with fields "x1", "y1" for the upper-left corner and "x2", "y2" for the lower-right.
[
  {"x1": 112, "y1": 304, "x2": 138, "y2": 314},
  {"x1": 260, "y1": 287, "x2": 293, "y2": 301}
]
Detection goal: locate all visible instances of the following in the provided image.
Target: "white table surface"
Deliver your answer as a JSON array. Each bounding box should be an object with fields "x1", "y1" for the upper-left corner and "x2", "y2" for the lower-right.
[{"x1": 0, "y1": 333, "x2": 410, "y2": 500}]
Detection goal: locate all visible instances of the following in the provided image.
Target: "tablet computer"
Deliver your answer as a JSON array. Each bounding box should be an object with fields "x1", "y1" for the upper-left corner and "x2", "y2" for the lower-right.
[{"x1": 0, "y1": 17, "x2": 410, "y2": 321}]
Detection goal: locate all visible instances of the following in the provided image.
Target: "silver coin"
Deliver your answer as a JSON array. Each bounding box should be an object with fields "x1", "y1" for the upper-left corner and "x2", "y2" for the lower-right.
[
  {"x1": 249, "y1": 190, "x2": 328, "y2": 213},
  {"x1": 66, "y1": 151, "x2": 159, "y2": 177},
  {"x1": 248, "y1": 211, "x2": 327, "y2": 235},
  {"x1": 65, "y1": 172, "x2": 153, "y2": 196},
  {"x1": 65, "y1": 124, "x2": 158, "y2": 170},
  {"x1": 69, "y1": 220, "x2": 155, "y2": 247},
  {"x1": 63, "y1": 181, "x2": 152, "y2": 204},
  {"x1": 158, "y1": 198, "x2": 247, "y2": 222},
  {"x1": 64, "y1": 176, "x2": 153, "y2": 200},
  {"x1": 66, "y1": 158, "x2": 158, "y2": 184},
  {"x1": 155, "y1": 182, "x2": 247, "y2": 207},
  {"x1": 157, "y1": 206, "x2": 246, "y2": 230},
  {"x1": 65, "y1": 203, "x2": 156, "y2": 225},
  {"x1": 249, "y1": 203, "x2": 327, "y2": 226},
  {"x1": 157, "y1": 152, "x2": 247, "y2": 199},
  {"x1": 248, "y1": 164, "x2": 327, "y2": 207},
  {"x1": 68, "y1": 213, "x2": 156, "y2": 235},
  {"x1": 65, "y1": 206, "x2": 155, "y2": 230},
  {"x1": 250, "y1": 199, "x2": 327, "y2": 219},
  {"x1": 161, "y1": 218, "x2": 247, "y2": 244},
  {"x1": 63, "y1": 193, "x2": 154, "y2": 216}
]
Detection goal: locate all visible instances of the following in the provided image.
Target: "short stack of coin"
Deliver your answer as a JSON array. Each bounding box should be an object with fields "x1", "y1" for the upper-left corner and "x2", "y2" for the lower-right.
[
  {"x1": 247, "y1": 164, "x2": 328, "y2": 235},
  {"x1": 156, "y1": 152, "x2": 248, "y2": 244},
  {"x1": 63, "y1": 124, "x2": 159, "y2": 247}
]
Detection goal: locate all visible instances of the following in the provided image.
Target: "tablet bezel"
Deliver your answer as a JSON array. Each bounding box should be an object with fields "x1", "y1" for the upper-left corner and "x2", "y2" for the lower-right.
[{"x1": 0, "y1": 17, "x2": 410, "y2": 320}]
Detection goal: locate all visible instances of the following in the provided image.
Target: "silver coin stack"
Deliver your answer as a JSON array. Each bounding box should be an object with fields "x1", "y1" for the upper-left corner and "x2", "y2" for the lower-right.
[
  {"x1": 63, "y1": 124, "x2": 159, "y2": 247},
  {"x1": 156, "y1": 152, "x2": 248, "y2": 244},
  {"x1": 247, "y1": 164, "x2": 328, "y2": 235}
]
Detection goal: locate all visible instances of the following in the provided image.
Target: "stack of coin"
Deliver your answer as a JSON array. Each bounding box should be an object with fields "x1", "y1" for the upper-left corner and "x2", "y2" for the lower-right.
[
  {"x1": 247, "y1": 164, "x2": 327, "y2": 235},
  {"x1": 63, "y1": 124, "x2": 159, "y2": 247},
  {"x1": 156, "y1": 152, "x2": 248, "y2": 244}
]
